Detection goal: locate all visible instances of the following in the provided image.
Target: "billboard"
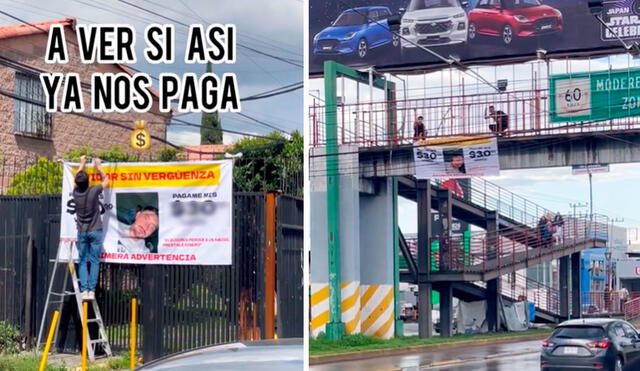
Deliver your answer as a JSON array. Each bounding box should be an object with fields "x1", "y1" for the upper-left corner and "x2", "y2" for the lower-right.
[
  {"x1": 59, "y1": 161, "x2": 233, "y2": 265},
  {"x1": 414, "y1": 136, "x2": 499, "y2": 178},
  {"x1": 309, "y1": 0, "x2": 633, "y2": 76}
]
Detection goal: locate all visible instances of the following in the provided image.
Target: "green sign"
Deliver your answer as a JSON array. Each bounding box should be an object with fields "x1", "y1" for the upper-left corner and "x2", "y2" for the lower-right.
[{"x1": 550, "y1": 67, "x2": 640, "y2": 123}]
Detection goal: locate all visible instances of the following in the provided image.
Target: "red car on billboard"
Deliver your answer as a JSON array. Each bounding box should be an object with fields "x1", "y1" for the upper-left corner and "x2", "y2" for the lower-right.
[{"x1": 468, "y1": 0, "x2": 563, "y2": 45}]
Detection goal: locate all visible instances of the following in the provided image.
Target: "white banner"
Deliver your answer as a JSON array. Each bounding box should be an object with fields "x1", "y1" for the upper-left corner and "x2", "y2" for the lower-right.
[
  {"x1": 414, "y1": 137, "x2": 499, "y2": 179},
  {"x1": 59, "y1": 161, "x2": 233, "y2": 265}
]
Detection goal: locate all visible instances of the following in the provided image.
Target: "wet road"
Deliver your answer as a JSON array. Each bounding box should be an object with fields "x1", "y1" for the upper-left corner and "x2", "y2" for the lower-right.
[{"x1": 311, "y1": 340, "x2": 542, "y2": 371}]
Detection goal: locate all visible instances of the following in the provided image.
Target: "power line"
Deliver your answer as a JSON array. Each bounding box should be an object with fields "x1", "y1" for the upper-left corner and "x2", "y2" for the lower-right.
[
  {"x1": 0, "y1": 44, "x2": 298, "y2": 133},
  {"x1": 169, "y1": 116, "x2": 289, "y2": 141},
  {"x1": 173, "y1": 0, "x2": 301, "y2": 58},
  {"x1": 0, "y1": 7, "x2": 301, "y2": 137},
  {"x1": 232, "y1": 112, "x2": 290, "y2": 135},
  {"x1": 240, "y1": 81, "x2": 303, "y2": 102},
  {"x1": 116, "y1": 0, "x2": 302, "y2": 67},
  {"x1": 0, "y1": 84, "x2": 288, "y2": 147}
]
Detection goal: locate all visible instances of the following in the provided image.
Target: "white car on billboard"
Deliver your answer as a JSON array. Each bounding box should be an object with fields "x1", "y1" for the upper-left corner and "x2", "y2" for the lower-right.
[{"x1": 400, "y1": 0, "x2": 469, "y2": 56}]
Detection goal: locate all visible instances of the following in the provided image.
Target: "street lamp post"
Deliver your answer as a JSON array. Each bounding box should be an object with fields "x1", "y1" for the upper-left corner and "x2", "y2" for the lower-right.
[
  {"x1": 605, "y1": 250, "x2": 612, "y2": 291},
  {"x1": 605, "y1": 249, "x2": 612, "y2": 312}
]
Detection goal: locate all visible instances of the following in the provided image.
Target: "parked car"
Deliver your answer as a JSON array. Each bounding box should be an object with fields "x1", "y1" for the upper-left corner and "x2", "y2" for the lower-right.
[
  {"x1": 468, "y1": 0, "x2": 563, "y2": 45},
  {"x1": 312, "y1": 6, "x2": 398, "y2": 59},
  {"x1": 400, "y1": 0, "x2": 469, "y2": 53},
  {"x1": 540, "y1": 319, "x2": 640, "y2": 371},
  {"x1": 135, "y1": 339, "x2": 303, "y2": 371}
]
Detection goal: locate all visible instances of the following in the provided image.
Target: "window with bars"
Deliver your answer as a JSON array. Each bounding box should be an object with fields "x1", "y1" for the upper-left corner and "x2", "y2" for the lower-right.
[{"x1": 14, "y1": 72, "x2": 52, "y2": 138}]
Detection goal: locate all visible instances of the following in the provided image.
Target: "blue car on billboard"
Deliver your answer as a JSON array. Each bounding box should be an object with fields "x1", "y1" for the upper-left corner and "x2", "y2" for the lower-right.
[{"x1": 313, "y1": 6, "x2": 399, "y2": 59}]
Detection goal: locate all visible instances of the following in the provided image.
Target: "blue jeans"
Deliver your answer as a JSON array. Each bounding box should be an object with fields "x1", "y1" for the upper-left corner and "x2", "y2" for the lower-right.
[{"x1": 77, "y1": 230, "x2": 102, "y2": 292}]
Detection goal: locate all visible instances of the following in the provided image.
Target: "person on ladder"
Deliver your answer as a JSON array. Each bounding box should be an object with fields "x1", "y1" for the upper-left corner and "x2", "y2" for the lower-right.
[{"x1": 74, "y1": 155, "x2": 110, "y2": 301}]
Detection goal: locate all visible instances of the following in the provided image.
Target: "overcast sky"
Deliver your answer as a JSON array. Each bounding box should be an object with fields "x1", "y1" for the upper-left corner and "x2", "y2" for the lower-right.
[{"x1": 0, "y1": 0, "x2": 303, "y2": 145}]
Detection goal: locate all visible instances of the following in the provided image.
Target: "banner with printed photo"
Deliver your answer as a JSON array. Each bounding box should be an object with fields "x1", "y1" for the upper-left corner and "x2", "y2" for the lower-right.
[
  {"x1": 59, "y1": 161, "x2": 233, "y2": 265},
  {"x1": 414, "y1": 137, "x2": 499, "y2": 179}
]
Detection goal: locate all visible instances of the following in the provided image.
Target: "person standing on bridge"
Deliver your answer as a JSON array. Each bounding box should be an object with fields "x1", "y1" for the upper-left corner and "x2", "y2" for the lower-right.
[
  {"x1": 486, "y1": 105, "x2": 509, "y2": 136},
  {"x1": 413, "y1": 115, "x2": 426, "y2": 141},
  {"x1": 553, "y1": 213, "x2": 565, "y2": 245},
  {"x1": 73, "y1": 155, "x2": 109, "y2": 301}
]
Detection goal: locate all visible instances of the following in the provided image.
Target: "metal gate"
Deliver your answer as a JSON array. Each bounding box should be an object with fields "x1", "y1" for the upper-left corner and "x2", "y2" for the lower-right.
[{"x1": 276, "y1": 195, "x2": 303, "y2": 338}]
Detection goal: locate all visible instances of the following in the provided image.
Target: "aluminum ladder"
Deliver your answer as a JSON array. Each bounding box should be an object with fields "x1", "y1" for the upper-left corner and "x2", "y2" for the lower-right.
[{"x1": 37, "y1": 241, "x2": 112, "y2": 361}]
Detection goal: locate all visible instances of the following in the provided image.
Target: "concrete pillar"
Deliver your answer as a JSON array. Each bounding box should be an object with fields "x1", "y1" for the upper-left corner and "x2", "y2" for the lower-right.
[
  {"x1": 486, "y1": 210, "x2": 498, "y2": 263},
  {"x1": 571, "y1": 252, "x2": 582, "y2": 318},
  {"x1": 417, "y1": 180, "x2": 433, "y2": 338},
  {"x1": 560, "y1": 256, "x2": 570, "y2": 319},
  {"x1": 360, "y1": 179, "x2": 395, "y2": 339},
  {"x1": 309, "y1": 146, "x2": 361, "y2": 337},
  {"x1": 438, "y1": 283, "x2": 454, "y2": 338},
  {"x1": 436, "y1": 189, "x2": 453, "y2": 271},
  {"x1": 486, "y1": 210, "x2": 500, "y2": 332},
  {"x1": 487, "y1": 278, "x2": 500, "y2": 332}
]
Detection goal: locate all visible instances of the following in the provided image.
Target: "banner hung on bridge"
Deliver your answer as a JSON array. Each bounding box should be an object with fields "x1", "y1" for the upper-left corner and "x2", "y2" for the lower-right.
[
  {"x1": 59, "y1": 161, "x2": 233, "y2": 265},
  {"x1": 413, "y1": 136, "x2": 499, "y2": 179},
  {"x1": 309, "y1": 0, "x2": 634, "y2": 76}
]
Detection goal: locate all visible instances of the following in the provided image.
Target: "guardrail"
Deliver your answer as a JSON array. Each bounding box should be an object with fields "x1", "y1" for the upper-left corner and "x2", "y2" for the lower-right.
[
  {"x1": 624, "y1": 296, "x2": 640, "y2": 321},
  {"x1": 434, "y1": 178, "x2": 554, "y2": 229},
  {"x1": 582, "y1": 291, "x2": 627, "y2": 314},
  {"x1": 403, "y1": 213, "x2": 607, "y2": 275}
]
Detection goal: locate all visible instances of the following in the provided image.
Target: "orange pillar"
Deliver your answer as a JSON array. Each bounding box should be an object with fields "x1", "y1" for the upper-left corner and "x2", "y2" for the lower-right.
[{"x1": 264, "y1": 192, "x2": 277, "y2": 339}]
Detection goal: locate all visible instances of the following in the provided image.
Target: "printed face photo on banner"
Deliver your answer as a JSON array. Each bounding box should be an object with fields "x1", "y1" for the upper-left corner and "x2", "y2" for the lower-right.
[
  {"x1": 309, "y1": 0, "x2": 633, "y2": 75},
  {"x1": 115, "y1": 192, "x2": 159, "y2": 254},
  {"x1": 59, "y1": 161, "x2": 233, "y2": 265},
  {"x1": 413, "y1": 137, "x2": 500, "y2": 179}
]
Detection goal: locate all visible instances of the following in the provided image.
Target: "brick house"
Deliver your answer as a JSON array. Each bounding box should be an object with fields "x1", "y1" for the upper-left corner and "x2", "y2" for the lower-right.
[{"x1": 0, "y1": 18, "x2": 172, "y2": 176}]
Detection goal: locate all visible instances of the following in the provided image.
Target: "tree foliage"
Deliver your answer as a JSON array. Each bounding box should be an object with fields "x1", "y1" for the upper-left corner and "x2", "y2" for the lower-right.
[
  {"x1": 200, "y1": 62, "x2": 223, "y2": 145},
  {"x1": 155, "y1": 146, "x2": 185, "y2": 162},
  {"x1": 231, "y1": 131, "x2": 303, "y2": 196},
  {"x1": 7, "y1": 157, "x2": 63, "y2": 195},
  {"x1": 64, "y1": 145, "x2": 140, "y2": 162},
  {"x1": 8, "y1": 145, "x2": 184, "y2": 195}
]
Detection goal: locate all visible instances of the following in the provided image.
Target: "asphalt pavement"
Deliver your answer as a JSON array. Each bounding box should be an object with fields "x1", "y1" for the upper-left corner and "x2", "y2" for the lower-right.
[{"x1": 311, "y1": 339, "x2": 542, "y2": 371}]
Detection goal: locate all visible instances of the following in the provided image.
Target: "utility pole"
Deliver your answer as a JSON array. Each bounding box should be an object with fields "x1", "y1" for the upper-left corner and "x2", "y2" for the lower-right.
[
  {"x1": 589, "y1": 171, "x2": 594, "y2": 223},
  {"x1": 570, "y1": 202, "x2": 589, "y2": 219}
]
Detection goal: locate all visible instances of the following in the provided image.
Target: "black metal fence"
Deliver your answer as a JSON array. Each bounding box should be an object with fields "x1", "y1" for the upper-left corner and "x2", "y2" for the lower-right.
[
  {"x1": 0, "y1": 192, "x2": 303, "y2": 362},
  {"x1": 276, "y1": 195, "x2": 303, "y2": 338}
]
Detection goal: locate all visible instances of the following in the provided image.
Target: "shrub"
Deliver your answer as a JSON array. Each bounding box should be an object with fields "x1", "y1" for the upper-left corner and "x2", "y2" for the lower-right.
[{"x1": 0, "y1": 322, "x2": 20, "y2": 355}]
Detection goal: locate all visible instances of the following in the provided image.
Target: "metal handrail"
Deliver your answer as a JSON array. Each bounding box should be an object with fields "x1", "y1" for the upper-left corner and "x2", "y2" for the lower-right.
[
  {"x1": 624, "y1": 296, "x2": 640, "y2": 320},
  {"x1": 402, "y1": 213, "x2": 607, "y2": 275},
  {"x1": 309, "y1": 88, "x2": 640, "y2": 147}
]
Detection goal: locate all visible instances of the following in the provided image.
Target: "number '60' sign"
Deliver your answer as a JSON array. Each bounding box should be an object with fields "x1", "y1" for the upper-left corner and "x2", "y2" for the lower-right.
[{"x1": 564, "y1": 88, "x2": 582, "y2": 103}]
